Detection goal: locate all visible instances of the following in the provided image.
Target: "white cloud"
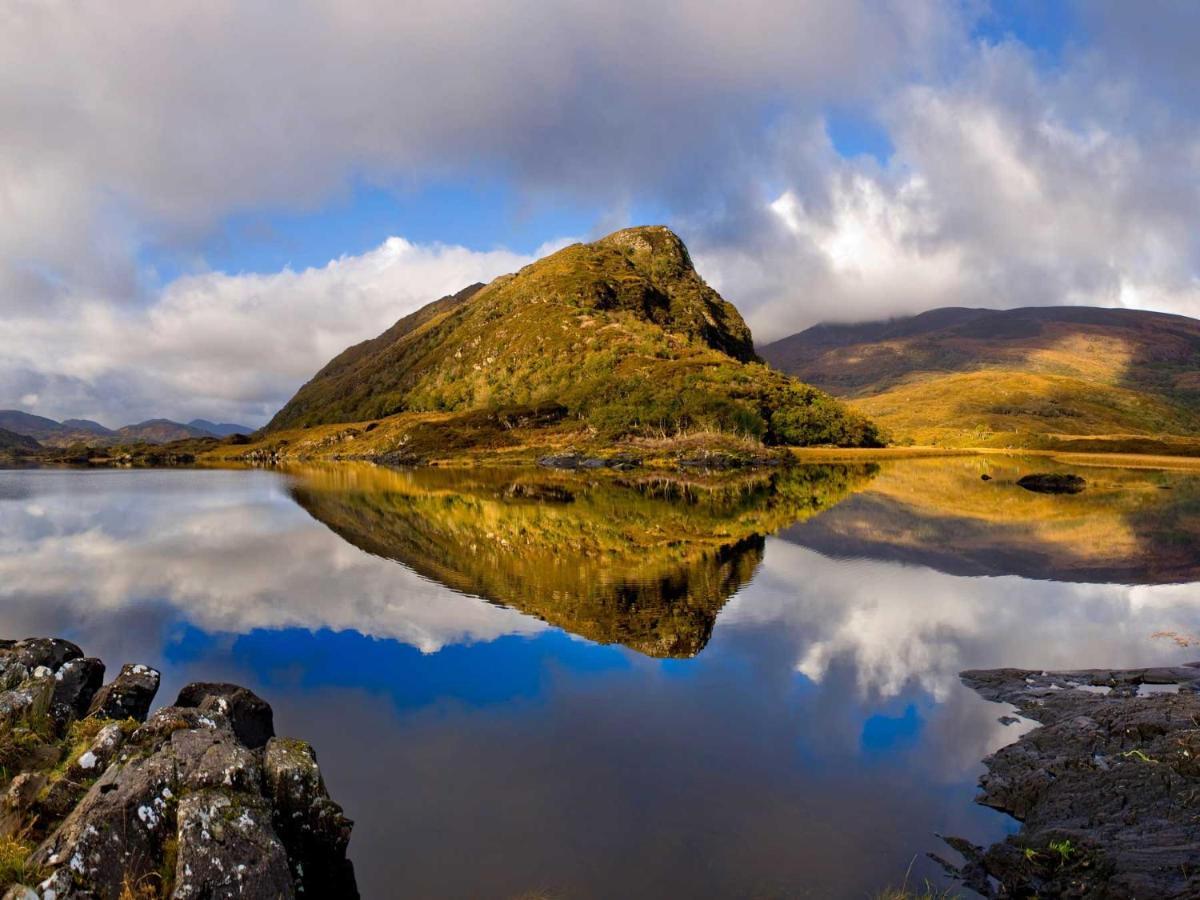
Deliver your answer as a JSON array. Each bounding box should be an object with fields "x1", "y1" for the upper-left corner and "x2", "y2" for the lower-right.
[
  {"x1": 0, "y1": 470, "x2": 544, "y2": 651},
  {"x1": 697, "y1": 41, "x2": 1200, "y2": 340},
  {"x1": 1, "y1": 237, "x2": 553, "y2": 425},
  {"x1": 722, "y1": 538, "x2": 1200, "y2": 704},
  {"x1": 0, "y1": 0, "x2": 956, "y2": 289},
  {"x1": 0, "y1": 0, "x2": 967, "y2": 422},
  {"x1": 5, "y1": 2, "x2": 1200, "y2": 418}
]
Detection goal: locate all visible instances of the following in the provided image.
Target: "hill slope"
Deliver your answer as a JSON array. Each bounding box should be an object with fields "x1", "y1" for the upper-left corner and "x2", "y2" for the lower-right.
[
  {"x1": 115, "y1": 419, "x2": 215, "y2": 443},
  {"x1": 0, "y1": 427, "x2": 40, "y2": 452},
  {"x1": 267, "y1": 226, "x2": 881, "y2": 449},
  {"x1": 760, "y1": 306, "x2": 1200, "y2": 449},
  {"x1": 0, "y1": 411, "x2": 70, "y2": 442}
]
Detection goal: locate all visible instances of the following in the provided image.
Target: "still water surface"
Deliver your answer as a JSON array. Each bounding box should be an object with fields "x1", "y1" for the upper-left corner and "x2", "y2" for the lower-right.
[{"x1": 1, "y1": 458, "x2": 1199, "y2": 898}]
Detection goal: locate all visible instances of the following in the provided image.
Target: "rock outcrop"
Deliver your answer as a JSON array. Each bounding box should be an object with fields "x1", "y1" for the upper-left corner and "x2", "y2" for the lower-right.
[
  {"x1": 944, "y1": 665, "x2": 1200, "y2": 898},
  {"x1": 0, "y1": 638, "x2": 356, "y2": 899}
]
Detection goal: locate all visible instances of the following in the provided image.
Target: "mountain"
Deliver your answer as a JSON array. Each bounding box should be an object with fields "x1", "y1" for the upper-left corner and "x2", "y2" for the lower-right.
[
  {"x1": 60, "y1": 419, "x2": 114, "y2": 437},
  {"x1": 114, "y1": 419, "x2": 214, "y2": 443},
  {"x1": 0, "y1": 411, "x2": 116, "y2": 447},
  {"x1": 0, "y1": 427, "x2": 40, "y2": 453},
  {"x1": 266, "y1": 226, "x2": 881, "y2": 449},
  {"x1": 0, "y1": 411, "x2": 65, "y2": 442},
  {"x1": 188, "y1": 419, "x2": 253, "y2": 437},
  {"x1": 760, "y1": 306, "x2": 1200, "y2": 449}
]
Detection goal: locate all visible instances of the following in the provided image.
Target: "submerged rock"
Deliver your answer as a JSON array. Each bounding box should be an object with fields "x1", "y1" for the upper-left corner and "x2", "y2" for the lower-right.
[
  {"x1": 0, "y1": 638, "x2": 356, "y2": 899},
  {"x1": 943, "y1": 665, "x2": 1200, "y2": 898},
  {"x1": 1016, "y1": 472, "x2": 1086, "y2": 494}
]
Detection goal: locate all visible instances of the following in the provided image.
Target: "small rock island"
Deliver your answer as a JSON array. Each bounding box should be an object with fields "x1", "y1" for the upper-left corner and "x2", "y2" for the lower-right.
[{"x1": 0, "y1": 638, "x2": 356, "y2": 899}]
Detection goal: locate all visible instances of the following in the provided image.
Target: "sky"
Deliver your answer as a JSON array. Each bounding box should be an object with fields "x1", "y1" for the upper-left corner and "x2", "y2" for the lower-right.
[{"x1": 3, "y1": 0, "x2": 1199, "y2": 427}]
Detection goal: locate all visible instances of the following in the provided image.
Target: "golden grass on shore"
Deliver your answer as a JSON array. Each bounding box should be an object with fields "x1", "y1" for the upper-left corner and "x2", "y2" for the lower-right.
[{"x1": 790, "y1": 445, "x2": 1200, "y2": 471}]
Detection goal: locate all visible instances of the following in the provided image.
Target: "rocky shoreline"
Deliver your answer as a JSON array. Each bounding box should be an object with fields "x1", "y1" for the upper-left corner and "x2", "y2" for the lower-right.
[
  {"x1": 943, "y1": 664, "x2": 1200, "y2": 899},
  {"x1": 0, "y1": 638, "x2": 355, "y2": 899}
]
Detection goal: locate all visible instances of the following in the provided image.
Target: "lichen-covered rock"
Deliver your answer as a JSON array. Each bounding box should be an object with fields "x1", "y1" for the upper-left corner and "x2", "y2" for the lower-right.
[
  {"x1": 38, "y1": 720, "x2": 129, "y2": 820},
  {"x1": 172, "y1": 790, "x2": 293, "y2": 900},
  {"x1": 50, "y1": 656, "x2": 105, "y2": 725},
  {"x1": 264, "y1": 738, "x2": 358, "y2": 898},
  {"x1": 0, "y1": 640, "x2": 355, "y2": 900},
  {"x1": 174, "y1": 727, "x2": 262, "y2": 795},
  {"x1": 8, "y1": 638, "x2": 83, "y2": 674},
  {"x1": 175, "y1": 683, "x2": 275, "y2": 749},
  {"x1": 31, "y1": 742, "x2": 179, "y2": 893},
  {"x1": 134, "y1": 704, "x2": 231, "y2": 746},
  {"x1": 0, "y1": 773, "x2": 46, "y2": 838},
  {"x1": 0, "y1": 669, "x2": 55, "y2": 729},
  {"x1": 87, "y1": 663, "x2": 160, "y2": 722}
]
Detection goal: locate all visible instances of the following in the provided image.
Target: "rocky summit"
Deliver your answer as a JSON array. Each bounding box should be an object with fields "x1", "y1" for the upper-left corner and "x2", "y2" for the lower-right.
[
  {"x1": 265, "y1": 225, "x2": 881, "y2": 449},
  {"x1": 0, "y1": 638, "x2": 355, "y2": 900}
]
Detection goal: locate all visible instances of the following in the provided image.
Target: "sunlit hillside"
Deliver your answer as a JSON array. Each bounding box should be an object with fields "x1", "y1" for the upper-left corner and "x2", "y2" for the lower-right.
[{"x1": 762, "y1": 306, "x2": 1200, "y2": 451}]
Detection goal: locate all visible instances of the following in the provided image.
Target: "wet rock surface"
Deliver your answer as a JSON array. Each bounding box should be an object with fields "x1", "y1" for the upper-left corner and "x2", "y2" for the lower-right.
[
  {"x1": 0, "y1": 638, "x2": 356, "y2": 899},
  {"x1": 944, "y1": 665, "x2": 1200, "y2": 898}
]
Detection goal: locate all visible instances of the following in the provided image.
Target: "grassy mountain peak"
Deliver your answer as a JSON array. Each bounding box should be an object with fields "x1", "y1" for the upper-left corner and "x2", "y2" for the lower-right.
[{"x1": 267, "y1": 225, "x2": 880, "y2": 449}]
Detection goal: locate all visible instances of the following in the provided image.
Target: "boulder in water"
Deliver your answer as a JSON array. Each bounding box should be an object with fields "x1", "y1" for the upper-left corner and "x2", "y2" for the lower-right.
[{"x1": 1016, "y1": 472, "x2": 1086, "y2": 494}]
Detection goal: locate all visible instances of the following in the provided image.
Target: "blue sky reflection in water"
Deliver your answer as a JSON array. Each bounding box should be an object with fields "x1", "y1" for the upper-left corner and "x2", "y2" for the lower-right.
[{"x1": 2, "y1": 463, "x2": 1199, "y2": 898}]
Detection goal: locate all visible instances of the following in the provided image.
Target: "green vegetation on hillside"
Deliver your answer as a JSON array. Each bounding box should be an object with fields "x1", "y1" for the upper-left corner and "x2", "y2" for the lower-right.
[
  {"x1": 268, "y1": 226, "x2": 882, "y2": 449},
  {"x1": 761, "y1": 306, "x2": 1200, "y2": 450},
  {"x1": 0, "y1": 427, "x2": 40, "y2": 456}
]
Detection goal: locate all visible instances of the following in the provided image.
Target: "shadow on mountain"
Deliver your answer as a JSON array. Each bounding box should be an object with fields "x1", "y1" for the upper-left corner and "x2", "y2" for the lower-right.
[
  {"x1": 782, "y1": 457, "x2": 1200, "y2": 584},
  {"x1": 286, "y1": 463, "x2": 877, "y2": 657}
]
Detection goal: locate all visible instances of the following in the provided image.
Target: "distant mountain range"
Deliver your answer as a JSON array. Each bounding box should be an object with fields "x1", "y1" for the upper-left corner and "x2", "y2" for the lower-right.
[
  {"x1": 0, "y1": 411, "x2": 253, "y2": 447},
  {"x1": 760, "y1": 306, "x2": 1200, "y2": 450}
]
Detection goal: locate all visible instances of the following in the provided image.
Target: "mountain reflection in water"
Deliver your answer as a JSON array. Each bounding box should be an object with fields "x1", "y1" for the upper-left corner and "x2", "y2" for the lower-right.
[
  {"x1": 286, "y1": 463, "x2": 878, "y2": 657},
  {"x1": 786, "y1": 456, "x2": 1200, "y2": 583},
  {"x1": 0, "y1": 460, "x2": 1198, "y2": 898}
]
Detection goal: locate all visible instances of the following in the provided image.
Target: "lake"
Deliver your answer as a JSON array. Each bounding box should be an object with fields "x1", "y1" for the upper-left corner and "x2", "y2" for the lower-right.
[{"x1": 1, "y1": 458, "x2": 1198, "y2": 898}]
